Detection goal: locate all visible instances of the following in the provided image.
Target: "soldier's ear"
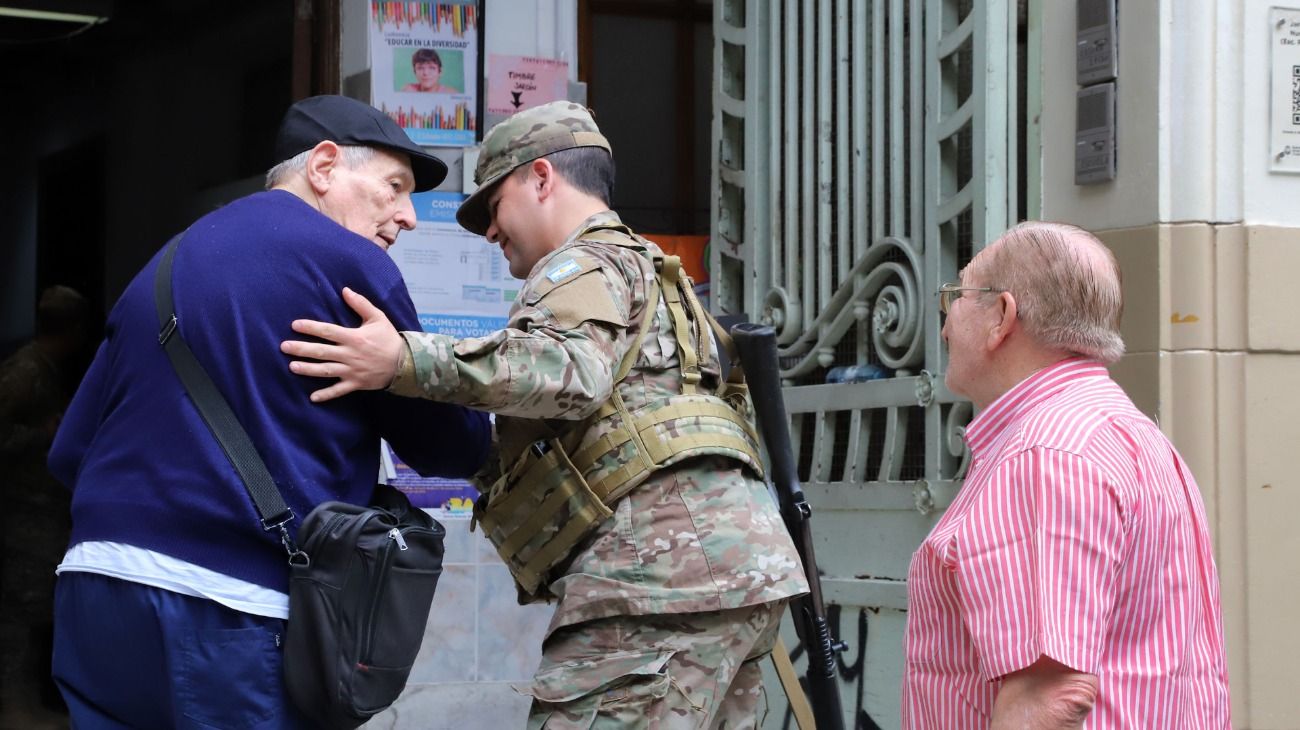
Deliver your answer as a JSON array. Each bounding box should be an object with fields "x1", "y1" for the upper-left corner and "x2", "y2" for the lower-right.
[{"x1": 530, "y1": 158, "x2": 556, "y2": 201}]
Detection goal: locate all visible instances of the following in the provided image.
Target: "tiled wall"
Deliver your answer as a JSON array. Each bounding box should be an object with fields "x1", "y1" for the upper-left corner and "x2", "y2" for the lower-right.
[
  {"x1": 1100, "y1": 223, "x2": 1300, "y2": 729},
  {"x1": 365, "y1": 518, "x2": 554, "y2": 729}
]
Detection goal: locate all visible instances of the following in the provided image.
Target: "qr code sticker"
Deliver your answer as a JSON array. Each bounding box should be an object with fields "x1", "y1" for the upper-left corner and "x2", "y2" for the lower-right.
[{"x1": 1293, "y1": 65, "x2": 1300, "y2": 125}]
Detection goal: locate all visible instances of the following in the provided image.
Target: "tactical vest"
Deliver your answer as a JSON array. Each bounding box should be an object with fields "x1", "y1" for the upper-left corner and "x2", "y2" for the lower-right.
[{"x1": 471, "y1": 225, "x2": 766, "y2": 599}]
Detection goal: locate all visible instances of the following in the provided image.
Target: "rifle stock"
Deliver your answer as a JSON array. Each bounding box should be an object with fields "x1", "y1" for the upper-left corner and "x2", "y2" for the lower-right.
[{"x1": 731, "y1": 323, "x2": 845, "y2": 730}]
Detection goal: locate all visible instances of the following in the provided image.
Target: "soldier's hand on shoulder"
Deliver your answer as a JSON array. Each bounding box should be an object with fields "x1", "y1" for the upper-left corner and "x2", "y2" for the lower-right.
[{"x1": 281, "y1": 287, "x2": 405, "y2": 402}]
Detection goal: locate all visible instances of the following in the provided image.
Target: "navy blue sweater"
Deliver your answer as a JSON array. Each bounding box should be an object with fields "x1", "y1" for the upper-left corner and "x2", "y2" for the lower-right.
[{"x1": 50, "y1": 190, "x2": 490, "y2": 593}]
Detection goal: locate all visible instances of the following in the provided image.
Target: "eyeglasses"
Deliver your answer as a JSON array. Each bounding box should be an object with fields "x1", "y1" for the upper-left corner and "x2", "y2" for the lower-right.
[{"x1": 937, "y1": 283, "x2": 1000, "y2": 314}]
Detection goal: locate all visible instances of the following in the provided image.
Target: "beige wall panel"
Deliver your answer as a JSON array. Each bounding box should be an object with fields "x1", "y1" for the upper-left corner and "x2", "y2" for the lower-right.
[
  {"x1": 1108, "y1": 351, "x2": 1161, "y2": 424},
  {"x1": 1167, "y1": 225, "x2": 1216, "y2": 351},
  {"x1": 1098, "y1": 225, "x2": 1165, "y2": 355},
  {"x1": 1097, "y1": 224, "x2": 1246, "y2": 354},
  {"x1": 1215, "y1": 225, "x2": 1247, "y2": 352},
  {"x1": 1215, "y1": 352, "x2": 1248, "y2": 728},
  {"x1": 1243, "y1": 353, "x2": 1300, "y2": 726},
  {"x1": 1247, "y1": 227, "x2": 1300, "y2": 352},
  {"x1": 1166, "y1": 351, "x2": 1218, "y2": 540}
]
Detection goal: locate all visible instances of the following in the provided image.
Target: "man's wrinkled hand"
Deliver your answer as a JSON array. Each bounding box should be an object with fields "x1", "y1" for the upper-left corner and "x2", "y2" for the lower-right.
[{"x1": 281, "y1": 287, "x2": 405, "y2": 403}]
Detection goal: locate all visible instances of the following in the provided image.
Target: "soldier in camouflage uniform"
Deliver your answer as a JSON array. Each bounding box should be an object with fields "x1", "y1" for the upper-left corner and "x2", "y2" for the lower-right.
[{"x1": 282, "y1": 101, "x2": 809, "y2": 729}]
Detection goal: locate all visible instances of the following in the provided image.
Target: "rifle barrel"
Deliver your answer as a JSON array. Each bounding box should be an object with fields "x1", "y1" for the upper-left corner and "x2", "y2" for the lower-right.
[{"x1": 730, "y1": 323, "x2": 846, "y2": 730}]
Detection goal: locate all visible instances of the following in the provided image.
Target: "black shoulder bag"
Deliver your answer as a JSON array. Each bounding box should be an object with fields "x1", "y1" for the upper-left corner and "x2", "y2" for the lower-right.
[{"x1": 153, "y1": 235, "x2": 446, "y2": 730}]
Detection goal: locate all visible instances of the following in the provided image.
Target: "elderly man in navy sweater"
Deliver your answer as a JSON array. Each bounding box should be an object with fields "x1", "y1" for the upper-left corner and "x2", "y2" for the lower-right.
[{"x1": 46, "y1": 95, "x2": 490, "y2": 729}]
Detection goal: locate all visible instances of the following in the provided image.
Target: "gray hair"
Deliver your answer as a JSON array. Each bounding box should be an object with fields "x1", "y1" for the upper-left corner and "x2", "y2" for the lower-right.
[
  {"x1": 264, "y1": 144, "x2": 379, "y2": 189},
  {"x1": 971, "y1": 221, "x2": 1126, "y2": 363}
]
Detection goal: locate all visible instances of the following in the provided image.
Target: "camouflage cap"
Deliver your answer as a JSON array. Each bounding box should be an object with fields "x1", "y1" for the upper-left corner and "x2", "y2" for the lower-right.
[{"x1": 456, "y1": 101, "x2": 611, "y2": 235}]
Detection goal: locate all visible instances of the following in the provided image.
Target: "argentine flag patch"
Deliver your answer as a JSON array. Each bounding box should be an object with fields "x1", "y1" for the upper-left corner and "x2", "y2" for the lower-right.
[{"x1": 546, "y1": 259, "x2": 583, "y2": 284}]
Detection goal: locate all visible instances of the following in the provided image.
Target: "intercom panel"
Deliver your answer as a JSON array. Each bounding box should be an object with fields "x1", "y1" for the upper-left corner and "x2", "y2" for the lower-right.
[{"x1": 1075, "y1": 82, "x2": 1116, "y2": 185}]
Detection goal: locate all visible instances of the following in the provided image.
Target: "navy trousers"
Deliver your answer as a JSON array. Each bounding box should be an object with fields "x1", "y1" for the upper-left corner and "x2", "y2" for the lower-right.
[{"x1": 52, "y1": 572, "x2": 313, "y2": 730}]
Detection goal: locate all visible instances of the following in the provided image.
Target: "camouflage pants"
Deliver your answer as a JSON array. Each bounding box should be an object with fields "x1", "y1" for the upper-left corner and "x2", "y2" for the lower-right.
[{"x1": 526, "y1": 600, "x2": 787, "y2": 730}]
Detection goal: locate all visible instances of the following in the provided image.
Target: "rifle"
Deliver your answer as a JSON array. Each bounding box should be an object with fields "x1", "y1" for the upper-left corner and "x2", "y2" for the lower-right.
[{"x1": 731, "y1": 322, "x2": 845, "y2": 730}]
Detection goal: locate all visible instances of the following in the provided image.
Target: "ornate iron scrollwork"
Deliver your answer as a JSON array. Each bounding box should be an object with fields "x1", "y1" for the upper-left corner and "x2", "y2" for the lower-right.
[
  {"x1": 761, "y1": 286, "x2": 802, "y2": 347},
  {"x1": 759, "y1": 237, "x2": 924, "y2": 378}
]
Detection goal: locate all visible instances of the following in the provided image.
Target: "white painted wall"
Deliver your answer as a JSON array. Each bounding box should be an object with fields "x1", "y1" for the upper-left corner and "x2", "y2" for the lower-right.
[
  {"x1": 486, "y1": 0, "x2": 578, "y2": 74},
  {"x1": 1039, "y1": 0, "x2": 1161, "y2": 228},
  {"x1": 1241, "y1": 0, "x2": 1300, "y2": 225},
  {"x1": 1164, "y1": 0, "x2": 1240, "y2": 223},
  {"x1": 1041, "y1": 0, "x2": 1300, "y2": 228}
]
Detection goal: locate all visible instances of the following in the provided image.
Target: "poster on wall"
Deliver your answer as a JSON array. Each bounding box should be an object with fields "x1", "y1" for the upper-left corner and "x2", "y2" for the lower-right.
[
  {"x1": 369, "y1": 1, "x2": 482, "y2": 147},
  {"x1": 485, "y1": 54, "x2": 570, "y2": 130},
  {"x1": 380, "y1": 443, "x2": 479, "y2": 517},
  {"x1": 390, "y1": 190, "x2": 518, "y2": 337},
  {"x1": 383, "y1": 189, "x2": 519, "y2": 515}
]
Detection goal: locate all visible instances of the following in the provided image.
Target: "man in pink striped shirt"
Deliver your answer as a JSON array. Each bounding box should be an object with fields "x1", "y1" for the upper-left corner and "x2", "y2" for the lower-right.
[{"x1": 902, "y1": 222, "x2": 1230, "y2": 728}]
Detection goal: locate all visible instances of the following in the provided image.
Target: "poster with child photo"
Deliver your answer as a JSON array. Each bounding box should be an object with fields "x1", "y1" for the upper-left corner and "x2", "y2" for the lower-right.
[{"x1": 369, "y1": 1, "x2": 480, "y2": 146}]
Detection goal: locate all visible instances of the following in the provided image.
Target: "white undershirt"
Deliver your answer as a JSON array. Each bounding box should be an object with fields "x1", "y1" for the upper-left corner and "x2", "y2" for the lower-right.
[{"x1": 57, "y1": 541, "x2": 289, "y2": 619}]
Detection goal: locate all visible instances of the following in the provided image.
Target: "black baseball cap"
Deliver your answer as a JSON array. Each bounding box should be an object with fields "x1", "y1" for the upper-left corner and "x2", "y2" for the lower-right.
[{"x1": 273, "y1": 95, "x2": 448, "y2": 192}]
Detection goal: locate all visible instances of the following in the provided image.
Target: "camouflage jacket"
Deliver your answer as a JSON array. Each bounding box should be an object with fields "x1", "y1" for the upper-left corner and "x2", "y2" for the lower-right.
[{"x1": 390, "y1": 211, "x2": 808, "y2": 634}]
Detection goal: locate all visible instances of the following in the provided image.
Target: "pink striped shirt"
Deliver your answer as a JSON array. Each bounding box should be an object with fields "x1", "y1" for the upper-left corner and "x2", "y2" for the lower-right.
[{"x1": 901, "y1": 359, "x2": 1230, "y2": 729}]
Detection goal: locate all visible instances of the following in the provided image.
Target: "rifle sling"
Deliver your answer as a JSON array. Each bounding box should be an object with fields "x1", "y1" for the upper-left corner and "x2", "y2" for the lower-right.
[{"x1": 771, "y1": 637, "x2": 816, "y2": 730}]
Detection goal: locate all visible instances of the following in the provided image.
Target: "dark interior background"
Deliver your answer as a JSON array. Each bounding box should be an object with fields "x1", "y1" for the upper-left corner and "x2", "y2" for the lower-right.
[
  {"x1": 0, "y1": 0, "x2": 715, "y2": 357},
  {"x1": 0, "y1": 1, "x2": 297, "y2": 355}
]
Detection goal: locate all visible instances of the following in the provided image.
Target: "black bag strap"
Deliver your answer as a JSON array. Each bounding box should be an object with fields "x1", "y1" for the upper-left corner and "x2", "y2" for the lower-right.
[{"x1": 153, "y1": 234, "x2": 300, "y2": 557}]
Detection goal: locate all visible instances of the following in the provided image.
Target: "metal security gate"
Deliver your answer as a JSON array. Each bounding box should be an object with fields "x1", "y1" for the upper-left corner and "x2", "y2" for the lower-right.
[{"x1": 711, "y1": 0, "x2": 1036, "y2": 726}]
